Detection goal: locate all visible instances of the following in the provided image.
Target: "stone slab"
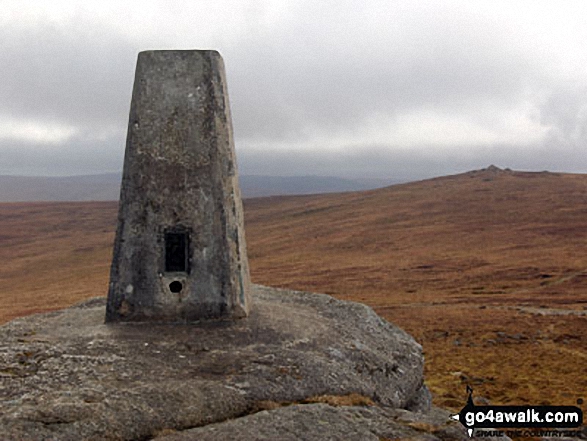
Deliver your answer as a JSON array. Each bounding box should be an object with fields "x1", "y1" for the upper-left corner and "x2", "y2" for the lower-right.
[{"x1": 1, "y1": 285, "x2": 433, "y2": 440}]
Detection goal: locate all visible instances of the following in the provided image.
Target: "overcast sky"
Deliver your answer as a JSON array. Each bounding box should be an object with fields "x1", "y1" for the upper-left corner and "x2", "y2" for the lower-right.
[{"x1": 1, "y1": 1, "x2": 586, "y2": 180}]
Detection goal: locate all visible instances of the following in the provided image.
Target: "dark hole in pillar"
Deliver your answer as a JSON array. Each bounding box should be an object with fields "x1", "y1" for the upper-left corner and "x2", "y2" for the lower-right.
[
  {"x1": 165, "y1": 231, "x2": 189, "y2": 273},
  {"x1": 169, "y1": 281, "x2": 183, "y2": 293}
]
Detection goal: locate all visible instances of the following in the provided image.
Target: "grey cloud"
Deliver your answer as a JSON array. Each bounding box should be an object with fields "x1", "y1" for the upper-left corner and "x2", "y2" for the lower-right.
[
  {"x1": 2, "y1": 134, "x2": 584, "y2": 182},
  {"x1": 0, "y1": 19, "x2": 136, "y2": 129},
  {"x1": 0, "y1": 136, "x2": 124, "y2": 176},
  {"x1": 0, "y1": 1, "x2": 586, "y2": 179},
  {"x1": 539, "y1": 83, "x2": 587, "y2": 147},
  {"x1": 225, "y1": 2, "x2": 540, "y2": 143}
]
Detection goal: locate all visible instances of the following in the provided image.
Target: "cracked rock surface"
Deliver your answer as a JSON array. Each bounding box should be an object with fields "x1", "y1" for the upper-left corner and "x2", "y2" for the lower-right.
[{"x1": 0, "y1": 285, "x2": 476, "y2": 440}]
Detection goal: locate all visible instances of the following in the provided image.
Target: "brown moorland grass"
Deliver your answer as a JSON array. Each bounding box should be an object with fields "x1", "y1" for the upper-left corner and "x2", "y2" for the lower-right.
[{"x1": 0, "y1": 167, "x2": 585, "y2": 415}]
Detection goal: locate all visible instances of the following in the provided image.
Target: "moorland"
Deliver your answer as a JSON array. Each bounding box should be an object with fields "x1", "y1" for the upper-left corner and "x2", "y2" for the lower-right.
[{"x1": 1, "y1": 166, "x2": 585, "y2": 413}]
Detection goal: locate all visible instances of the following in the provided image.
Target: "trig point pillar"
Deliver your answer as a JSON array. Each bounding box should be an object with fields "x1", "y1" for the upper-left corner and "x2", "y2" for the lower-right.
[{"x1": 105, "y1": 50, "x2": 251, "y2": 322}]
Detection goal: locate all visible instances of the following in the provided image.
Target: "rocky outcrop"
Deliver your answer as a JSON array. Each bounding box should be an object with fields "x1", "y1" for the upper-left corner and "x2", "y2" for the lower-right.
[{"x1": 0, "y1": 285, "x2": 473, "y2": 440}]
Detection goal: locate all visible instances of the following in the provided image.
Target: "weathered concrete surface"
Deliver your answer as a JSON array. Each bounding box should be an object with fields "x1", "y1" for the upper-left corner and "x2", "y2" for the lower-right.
[
  {"x1": 107, "y1": 50, "x2": 250, "y2": 323},
  {"x1": 0, "y1": 285, "x2": 478, "y2": 440}
]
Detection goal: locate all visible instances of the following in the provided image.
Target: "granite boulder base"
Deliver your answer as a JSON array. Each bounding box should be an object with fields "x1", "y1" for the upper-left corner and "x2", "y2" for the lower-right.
[
  {"x1": 0, "y1": 286, "x2": 481, "y2": 441},
  {"x1": 106, "y1": 50, "x2": 250, "y2": 322}
]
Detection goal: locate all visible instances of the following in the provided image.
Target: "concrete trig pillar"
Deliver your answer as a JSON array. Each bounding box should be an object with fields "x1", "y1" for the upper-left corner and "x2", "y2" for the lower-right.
[{"x1": 105, "y1": 50, "x2": 250, "y2": 322}]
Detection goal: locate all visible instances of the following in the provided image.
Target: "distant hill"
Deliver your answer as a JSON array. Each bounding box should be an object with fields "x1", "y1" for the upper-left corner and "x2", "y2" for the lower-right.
[
  {"x1": 0, "y1": 173, "x2": 122, "y2": 202},
  {"x1": 0, "y1": 173, "x2": 400, "y2": 201},
  {"x1": 240, "y1": 175, "x2": 398, "y2": 197}
]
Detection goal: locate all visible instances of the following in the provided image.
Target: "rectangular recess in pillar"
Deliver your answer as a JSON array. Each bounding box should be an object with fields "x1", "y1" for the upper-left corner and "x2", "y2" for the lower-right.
[{"x1": 165, "y1": 231, "x2": 189, "y2": 273}]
